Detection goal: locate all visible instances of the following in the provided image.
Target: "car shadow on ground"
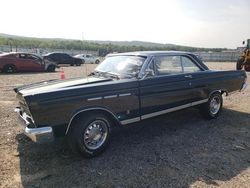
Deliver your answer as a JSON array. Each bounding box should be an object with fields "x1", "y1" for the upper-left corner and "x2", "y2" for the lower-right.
[{"x1": 16, "y1": 108, "x2": 250, "y2": 187}]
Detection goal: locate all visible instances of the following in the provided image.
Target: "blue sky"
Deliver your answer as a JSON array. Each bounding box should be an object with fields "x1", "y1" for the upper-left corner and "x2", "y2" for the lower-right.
[{"x1": 0, "y1": 0, "x2": 249, "y2": 48}]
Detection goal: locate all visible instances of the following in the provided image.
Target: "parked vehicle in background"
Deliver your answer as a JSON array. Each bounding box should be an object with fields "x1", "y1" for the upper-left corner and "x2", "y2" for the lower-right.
[
  {"x1": 74, "y1": 54, "x2": 100, "y2": 64},
  {"x1": 0, "y1": 52, "x2": 57, "y2": 73},
  {"x1": 0, "y1": 51, "x2": 4, "y2": 54},
  {"x1": 43, "y1": 52, "x2": 83, "y2": 66},
  {"x1": 14, "y1": 51, "x2": 247, "y2": 157}
]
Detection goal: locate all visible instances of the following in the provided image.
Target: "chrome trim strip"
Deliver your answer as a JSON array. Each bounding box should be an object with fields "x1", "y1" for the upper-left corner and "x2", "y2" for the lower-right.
[
  {"x1": 119, "y1": 93, "x2": 131, "y2": 97},
  {"x1": 191, "y1": 99, "x2": 209, "y2": 106},
  {"x1": 141, "y1": 99, "x2": 208, "y2": 120},
  {"x1": 87, "y1": 97, "x2": 102, "y2": 101},
  {"x1": 121, "y1": 117, "x2": 140, "y2": 125},
  {"x1": 104, "y1": 95, "x2": 117, "y2": 99}
]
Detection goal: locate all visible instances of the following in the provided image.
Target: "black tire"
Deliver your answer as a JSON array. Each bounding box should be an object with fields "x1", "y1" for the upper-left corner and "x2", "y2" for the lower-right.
[
  {"x1": 236, "y1": 58, "x2": 244, "y2": 70},
  {"x1": 67, "y1": 113, "x2": 112, "y2": 158},
  {"x1": 47, "y1": 65, "x2": 56, "y2": 72},
  {"x1": 3, "y1": 64, "x2": 17, "y2": 73},
  {"x1": 95, "y1": 59, "x2": 100, "y2": 64},
  {"x1": 199, "y1": 92, "x2": 223, "y2": 119}
]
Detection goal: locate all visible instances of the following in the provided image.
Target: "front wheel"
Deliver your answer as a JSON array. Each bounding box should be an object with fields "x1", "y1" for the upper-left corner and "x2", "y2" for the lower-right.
[
  {"x1": 67, "y1": 113, "x2": 112, "y2": 158},
  {"x1": 95, "y1": 59, "x2": 100, "y2": 64},
  {"x1": 199, "y1": 93, "x2": 223, "y2": 119}
]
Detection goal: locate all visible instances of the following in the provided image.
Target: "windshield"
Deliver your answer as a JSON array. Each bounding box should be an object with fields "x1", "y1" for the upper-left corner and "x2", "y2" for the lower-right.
[{"x1": 95, "y1": 55, "x2": 146, "y2": 77}]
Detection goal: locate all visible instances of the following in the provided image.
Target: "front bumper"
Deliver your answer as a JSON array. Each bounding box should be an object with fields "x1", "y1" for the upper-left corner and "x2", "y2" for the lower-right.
[
  {"x1": 240, "y1": 80, "x2": 248, "y2": 92},
  {"x1": 14, "y1": 107, "x2": 54, "y2": 143}
]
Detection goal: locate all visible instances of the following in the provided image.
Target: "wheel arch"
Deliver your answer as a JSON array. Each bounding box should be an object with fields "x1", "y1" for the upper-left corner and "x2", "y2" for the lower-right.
[
  {"x1": 209, "y1": 89, "x2": 228, "y2": 98},
  {"x1": 65, "y1": 107, "x2": 121, "y2": 135}
]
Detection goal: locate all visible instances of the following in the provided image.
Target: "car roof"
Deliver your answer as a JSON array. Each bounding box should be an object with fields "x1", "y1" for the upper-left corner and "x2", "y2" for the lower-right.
[
  {"x1": 107, "y1": 51, "x2": 193, "y2": 57},
  {"x1": 0, "y1": 52, "x2": 40, "y2": 57},
  {"x1": 44, "y1": 52, "x2": 69, "y2": 55},
  {"x1": 107, "y1": 51, "x2": 209, "y2": 70}
]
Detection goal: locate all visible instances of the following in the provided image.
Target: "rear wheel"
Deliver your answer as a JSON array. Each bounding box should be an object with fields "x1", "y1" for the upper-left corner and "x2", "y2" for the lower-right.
[
  {"x1": 3, "y1": 64, "x2": 17, "y2": 73},
  {"x1": 95, "y1": 59, "x2": 100, "y2": 64},
  {"x1": 200, "y1": 92, "x2": 223, "y2": 119},
  {"x1": 67, "y1": 113, "x2": 112, "y2": 158}
]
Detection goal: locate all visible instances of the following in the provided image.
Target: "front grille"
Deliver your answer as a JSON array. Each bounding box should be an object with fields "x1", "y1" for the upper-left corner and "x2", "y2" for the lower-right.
[{"x1": 16, "y1": 92, "x2": 31, "y2": 116}]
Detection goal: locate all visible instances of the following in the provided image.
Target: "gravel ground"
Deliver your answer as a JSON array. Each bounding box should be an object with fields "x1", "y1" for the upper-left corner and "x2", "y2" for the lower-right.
[{"x1": 0, "y1": 62, "x2": 249, "y2": 188}]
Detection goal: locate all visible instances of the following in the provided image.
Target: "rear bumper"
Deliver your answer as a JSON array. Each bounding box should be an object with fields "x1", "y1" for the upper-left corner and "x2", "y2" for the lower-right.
[{"x1": 14, "y1": 107, "x2": 54, "y2": 143}]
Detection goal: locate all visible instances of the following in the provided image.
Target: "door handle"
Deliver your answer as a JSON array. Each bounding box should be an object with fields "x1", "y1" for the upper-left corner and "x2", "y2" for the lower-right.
[{"x1": 184, "y1": 75, "x2": 192, "y2": 78}]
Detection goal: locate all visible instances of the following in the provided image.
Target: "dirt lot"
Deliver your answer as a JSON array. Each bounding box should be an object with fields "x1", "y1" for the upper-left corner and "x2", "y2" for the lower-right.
[{"x1": 0, "y1": 62, "x2": 249, "y2": 188}]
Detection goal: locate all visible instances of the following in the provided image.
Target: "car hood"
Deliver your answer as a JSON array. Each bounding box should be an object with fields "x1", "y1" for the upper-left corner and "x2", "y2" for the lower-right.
[{"x1": 15, "y1": 77, "x2": 112, "y2": 96}]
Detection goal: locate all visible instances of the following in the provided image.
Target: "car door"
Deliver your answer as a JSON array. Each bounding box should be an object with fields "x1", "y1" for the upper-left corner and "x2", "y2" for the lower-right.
[
  {"x1": 16, "y1": 54, "x2": 31, "y2": 71},
  {"x1": 18, "y1": 54, "x2": 43, "y2": 71},
  {"x1": 180, "y1": 55, "x2": 208, "y2": 102},
  {"x1": 86, "y1": 55, "x2": 91, "y2": 63},
  {"x1": 27, "y1": 55, "x2": 44, "y2": 71},
  {"x1": 139, "y1": 55, "x2": 195, "y2": 119}
]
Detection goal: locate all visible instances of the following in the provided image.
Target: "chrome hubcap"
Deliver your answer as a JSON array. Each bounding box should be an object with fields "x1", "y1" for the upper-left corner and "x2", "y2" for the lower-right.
[
  {"x1": 210, "y1": 96, "x2": 221, "y2": 115},
  {"x1": 83, "y1": 120, "x2": 108, "y2": 150}
]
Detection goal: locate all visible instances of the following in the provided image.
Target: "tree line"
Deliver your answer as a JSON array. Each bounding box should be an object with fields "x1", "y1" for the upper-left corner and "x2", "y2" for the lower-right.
[{"x1": 0, "y1": 36, "x2": 226, "y2": 56}]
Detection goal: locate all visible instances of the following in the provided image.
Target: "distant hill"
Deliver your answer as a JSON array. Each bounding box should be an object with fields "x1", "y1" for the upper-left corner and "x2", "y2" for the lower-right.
[
  {"x1": 90, "y1": 40, "x2": 176, "y2": 48},
  {"x1": 0, "y1": 33, "x2": 227, "y2": 55}
]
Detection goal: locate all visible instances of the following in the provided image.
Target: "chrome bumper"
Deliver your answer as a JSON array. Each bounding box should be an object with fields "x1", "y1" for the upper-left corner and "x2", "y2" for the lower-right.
[
  {"x1": 240, "y1": 81, "x2": 248, "y2": 92},
  {"x1": 14, "y1": 107, "x2": 54, "y2": 143}
]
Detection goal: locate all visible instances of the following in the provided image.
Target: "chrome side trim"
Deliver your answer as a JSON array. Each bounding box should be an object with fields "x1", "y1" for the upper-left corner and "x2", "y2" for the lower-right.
[
  {"x1": 87, "y1": 97, "x2": 102, "y2": 101},
  {"x1": 104, "y1": 95, "x2": 117, "y2": 99},
  {"x1": 121, "y1": 117, "x2": 140, "y2": 125},
  {"x1": 191, "y1": 99, "x2": 209, "y2": 106},
  {"x1": 119, "y1": 93, "x2": 131, "y2": 97},
  {"x1": 65, "y1": 107, "x2": 120, "y2": 135},
  {"x1": 141, "y1": 99, "x2": 208, "y2": 120}
]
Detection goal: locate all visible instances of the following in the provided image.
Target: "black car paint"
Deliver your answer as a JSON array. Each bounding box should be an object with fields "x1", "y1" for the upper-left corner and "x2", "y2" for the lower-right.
[
  {"x1": 43, "y1": 52, "x2": 82, "y2": 65},
  {"x1": 15, "y1": 51, "x2": 247, "y2": 138}
]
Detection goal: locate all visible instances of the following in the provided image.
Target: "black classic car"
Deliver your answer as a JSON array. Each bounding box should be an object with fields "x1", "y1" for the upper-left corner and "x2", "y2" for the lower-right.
[
  {"x1": 14, "y1": 51, "x2": 247, "y2": 157},
  {"x1": 43, "y1": 52, "x2": 83, "y2": 66}
]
